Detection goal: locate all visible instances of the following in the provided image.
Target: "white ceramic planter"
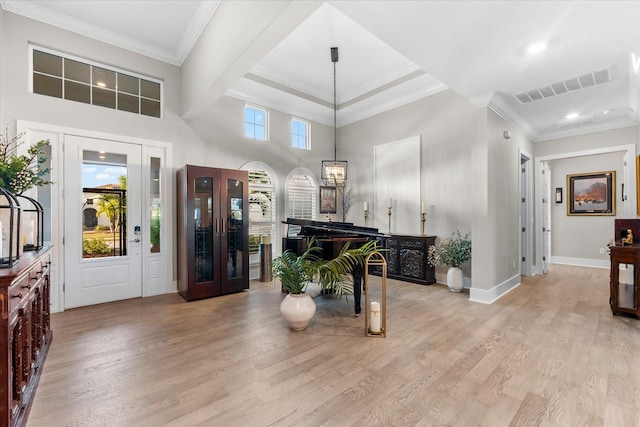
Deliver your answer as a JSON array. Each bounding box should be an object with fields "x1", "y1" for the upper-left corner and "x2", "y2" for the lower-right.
[
  {"x1": 280, "y1": 293, "x2": 316, "y2": 331},
  {"x1": 446, "y1": 267, "x2": 464, "y2": 292}
]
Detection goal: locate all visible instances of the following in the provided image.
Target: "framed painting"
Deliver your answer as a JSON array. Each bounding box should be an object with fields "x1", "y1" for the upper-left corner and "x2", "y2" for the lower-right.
[
  {"x1": 319, "y1": 186, "x2": 337, "y2": 214},
  {"x1": 567, "y1": 171, "x2": 615, "y2": 216}
]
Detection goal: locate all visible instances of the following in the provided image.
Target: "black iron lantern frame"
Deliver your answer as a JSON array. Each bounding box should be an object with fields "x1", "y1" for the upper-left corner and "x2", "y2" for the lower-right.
[
  {"x1": 16, "y1": 194, "x2": 44, "y2": 251},
  {"x1": 0, "y1": 187, "x2": 21, "y2": 267}
]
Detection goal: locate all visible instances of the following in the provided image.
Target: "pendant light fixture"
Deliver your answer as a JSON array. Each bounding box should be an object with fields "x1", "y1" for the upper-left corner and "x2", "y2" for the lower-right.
[{"x1": 322, "y1": 47, "x2": 347, "y2": 187}]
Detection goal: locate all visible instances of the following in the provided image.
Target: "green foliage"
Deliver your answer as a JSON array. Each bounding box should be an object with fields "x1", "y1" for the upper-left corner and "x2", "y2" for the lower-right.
[
  {"x1": 428, "y1": 230, "x2": 472, "y2": 268},
  {"x1": 150, "y1": 214, "x2": 161, "y2": 245},
  {"x1": 95, "y1": 175, "x2": 126, "y2": 232},
  {"x1": 0, "y1": 130, "x2": 51, "y2": 194},
  {"x1": 82, "y1": 238, "x2": 112, "y2": 256},
  {"x1": 272, "y1": 239, "x2": 379, "y2": 297}
]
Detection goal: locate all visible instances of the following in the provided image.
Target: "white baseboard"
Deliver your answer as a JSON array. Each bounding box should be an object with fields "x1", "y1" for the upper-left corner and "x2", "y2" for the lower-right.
[
  {"x1": 468, "y1": 274, "x2": 521, "y2": 304},
  {"x1": 550, "y1": 256, "x2": 609, "y2": 269}
]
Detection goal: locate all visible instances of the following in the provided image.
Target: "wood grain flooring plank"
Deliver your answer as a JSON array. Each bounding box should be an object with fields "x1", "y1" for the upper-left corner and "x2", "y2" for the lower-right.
[{"x1": 26, "y1": 264, "x2": 640, "y2": 426}]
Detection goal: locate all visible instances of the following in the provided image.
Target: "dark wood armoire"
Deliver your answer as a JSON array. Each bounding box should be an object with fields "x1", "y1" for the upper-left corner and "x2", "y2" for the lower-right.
[{"x1": 177, "y1": 165, "x2": 249, "y2": 301}]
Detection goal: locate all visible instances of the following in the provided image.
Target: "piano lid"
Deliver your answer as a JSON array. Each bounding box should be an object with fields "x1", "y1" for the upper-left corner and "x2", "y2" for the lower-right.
[{"x1": 283, "y1": 217, "x2": 382, "y2": 237}]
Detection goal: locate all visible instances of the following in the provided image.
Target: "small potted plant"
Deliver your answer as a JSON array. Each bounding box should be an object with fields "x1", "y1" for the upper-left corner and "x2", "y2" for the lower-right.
[
  {"x1": 272, "y1": 239, "x2": 378, "y2": 330},
  {"x1": 428, "y1": 230, "x2": 471, "y2": 292}
]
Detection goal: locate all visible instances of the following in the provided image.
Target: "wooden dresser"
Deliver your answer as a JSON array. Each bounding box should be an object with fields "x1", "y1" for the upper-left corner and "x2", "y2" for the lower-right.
[{"x1": 0, "y1": 247, "x2": 52, "y2": 426}]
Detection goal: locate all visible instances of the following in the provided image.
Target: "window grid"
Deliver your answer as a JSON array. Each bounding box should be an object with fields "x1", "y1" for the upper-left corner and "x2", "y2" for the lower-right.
[
  {"x1": 31, "y1": 46, "x2": 162, "y2": 118},
  {"x1": 244, "y1": 105, "x2": 268, "y2": 140},
  {"x1": 291, "y1": 118, "x2": 310, "y2": 150}
]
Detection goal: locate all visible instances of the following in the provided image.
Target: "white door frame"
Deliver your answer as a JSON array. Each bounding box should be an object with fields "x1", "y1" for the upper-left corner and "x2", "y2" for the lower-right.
[
  {"x1": 534, "y1": 144, "x2": 636, "y2": 274},
  {"x1": 17, "y1": 120, "x2": 174, "y2": 313},
  {"x1": 519, "y1": 149, "x2": 533, "y2": 276}
]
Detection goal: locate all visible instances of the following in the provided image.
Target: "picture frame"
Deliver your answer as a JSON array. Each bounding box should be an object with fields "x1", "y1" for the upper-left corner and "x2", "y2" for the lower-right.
[
  {"x1": 319, "y1": 186, "x2": 337, "y2": 214},
  {"x1": 567, "y1": 171, "x2": 615, "y2": 216}
]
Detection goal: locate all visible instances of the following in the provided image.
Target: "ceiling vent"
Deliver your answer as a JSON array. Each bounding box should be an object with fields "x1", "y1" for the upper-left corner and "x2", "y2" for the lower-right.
[
  {"x1": 514, "y1": 67, "x2": 613, "y2": 104},
  {"x1": 557, "y1": 116, "x2": 597, "y2": 129}
]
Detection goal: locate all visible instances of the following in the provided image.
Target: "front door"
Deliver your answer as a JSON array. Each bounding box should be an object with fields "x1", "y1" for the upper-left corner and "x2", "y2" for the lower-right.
[{"x1": 64, "y1": 135, "x2": 143, "y2": 308}]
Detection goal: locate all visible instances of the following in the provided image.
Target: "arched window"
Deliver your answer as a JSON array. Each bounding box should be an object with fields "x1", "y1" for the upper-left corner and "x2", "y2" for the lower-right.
[
  {"x1": 286, "y1": 168, "x2": 317, "y2": 234},
  {"x1": 241, "y1": 162, "x2": 278, "y2": 261}
]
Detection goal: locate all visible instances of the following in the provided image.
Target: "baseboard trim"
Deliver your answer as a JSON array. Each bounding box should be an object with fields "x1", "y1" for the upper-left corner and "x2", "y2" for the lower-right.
[
  {"x1": 550, "y1": 256, "x2": 609, "y2": 269},
  {"x1": 468, "y1": 274, "x2": 521, "y2": 304}
]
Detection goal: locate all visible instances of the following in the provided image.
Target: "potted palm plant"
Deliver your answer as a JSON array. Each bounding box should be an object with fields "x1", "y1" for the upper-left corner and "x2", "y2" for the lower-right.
[
  {"x1": 428, "y1": 230, "x2": 471, "y2": 292},
  {"x1": 272, "y1": 239, "x2": 378, "y2": 330}
]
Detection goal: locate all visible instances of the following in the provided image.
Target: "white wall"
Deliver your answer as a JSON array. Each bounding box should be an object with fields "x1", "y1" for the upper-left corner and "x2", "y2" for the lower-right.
[
  {"x1": 484, "y1": 110, "x2": 534, "y2": 284},
  {"x1": 0, "y1": 11, "x2": 210, "y2": 167},
  {"x1": 187, "y1": 94, "x2": 336, "y2": 236},
  {"x1": 181, "y1": 1, "x2": 321, "y2": 119},
  {"x1": 535, "y1": 125, "x2": 640, "y2": 267},
  {"x1": 549, "y1": 152, "x2": 623, "y2": 266}
]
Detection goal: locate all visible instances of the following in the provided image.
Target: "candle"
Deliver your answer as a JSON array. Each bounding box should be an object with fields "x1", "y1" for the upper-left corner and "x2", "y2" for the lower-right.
[
  {"x1": 388, "y1": 198, "x2": 393, "y2": 208},
  {"x1": 27, "y1": 220, "x2": 35, "y2": 246},
  {"x1": 421, "y1": 202, "x2": 426, "y2": 214},
  {"x1": 370, "y1": 301, "x2": 381, "y2": 333},
  {"x1": 363, "y1": 201, "x2": 369, "y2": 211}
]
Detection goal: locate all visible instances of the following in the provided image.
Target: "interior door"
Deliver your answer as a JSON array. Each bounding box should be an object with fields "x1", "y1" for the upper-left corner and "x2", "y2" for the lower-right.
[
  {"x1": 220, "y1": 170, "x2": 249, "y2": 294},
  {"x1": 64, "y1": 135, "x2": 143, "y2": 308}
]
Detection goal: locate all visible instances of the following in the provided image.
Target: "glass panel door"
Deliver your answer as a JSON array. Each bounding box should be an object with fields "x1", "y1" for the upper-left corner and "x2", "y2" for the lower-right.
[
  {"x1": 227, "y1": 178, "x2": 244, "y2": 279},
  {"x1": 149, "y1": 157, "x2": 161, "y2": 254},
  {"x1": 64, "y1": 135, "x2": 142, "y2": 309},
  {"x1": 194, "y1": 177, "x2": 214, "y2": 283},
  {"x1": 82, "y1": 151, "x2": 127, "y2": 258}
]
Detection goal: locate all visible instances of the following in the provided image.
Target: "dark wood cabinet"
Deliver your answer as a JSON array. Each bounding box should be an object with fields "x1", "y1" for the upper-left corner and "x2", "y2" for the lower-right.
[
  {"x1": 177, "y1": 165, "x2": 249, "y2": 301},
  {"x1": 383, "y1": 235, "x2": 436, "y2": 285},
  {"x1": 609, "y1": 243, "x2": 639, "y2": 318},
  {"x1": 0, "y1": 247, "x2": 52, "y2": 427}
]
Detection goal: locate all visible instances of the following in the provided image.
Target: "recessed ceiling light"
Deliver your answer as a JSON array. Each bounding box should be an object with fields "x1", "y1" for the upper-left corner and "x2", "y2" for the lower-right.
[
  {"x1": 527, "y1": 42, "x2": 547, "y2": 55},
  {"x1": 603, "y1": 109, "x2": 611, "y2": 115},
  {"x1": 566, "y1": 112, "x2": 579, "y2": 120}
]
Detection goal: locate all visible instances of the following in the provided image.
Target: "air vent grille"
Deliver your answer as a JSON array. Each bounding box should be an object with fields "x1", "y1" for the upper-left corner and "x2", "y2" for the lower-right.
[{"x1": 514, "y1": 67, "x2": 612, "y2": 104}]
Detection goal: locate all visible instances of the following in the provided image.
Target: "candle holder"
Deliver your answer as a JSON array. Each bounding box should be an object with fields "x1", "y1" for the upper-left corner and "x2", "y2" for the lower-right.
[
  {"x1": 386, "y1": 206, "x2": 392, "y2": 235},
  {"x1": 364, "y1": 251, "x2": 387, "y2": 337},
  {"x1": 421, "y1": 213, "x2": 426, "y2": 236},
  {"x1": 364, "y1": 209, "x2": 369, "y2": 227}
]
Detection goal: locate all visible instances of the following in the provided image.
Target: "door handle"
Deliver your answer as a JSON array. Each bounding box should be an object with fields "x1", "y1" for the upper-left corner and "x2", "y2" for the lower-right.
[{"x1": 130, "y1": 238, "x2": 141, "y2": 243}]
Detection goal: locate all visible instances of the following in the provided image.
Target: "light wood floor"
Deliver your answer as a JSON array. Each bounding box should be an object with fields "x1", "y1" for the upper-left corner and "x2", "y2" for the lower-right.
[{"x1": 28, "y1": 265, "x2": 639, "y2": 426}]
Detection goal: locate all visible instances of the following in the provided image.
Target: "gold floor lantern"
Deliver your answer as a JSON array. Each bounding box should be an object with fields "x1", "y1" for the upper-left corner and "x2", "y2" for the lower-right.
[{"x1": 364, "y1": 251, "x2": 387, "y2": 337}]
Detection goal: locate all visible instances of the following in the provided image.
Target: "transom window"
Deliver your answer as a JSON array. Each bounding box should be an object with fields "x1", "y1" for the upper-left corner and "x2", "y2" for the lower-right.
[
  {"x1": 291, "y1": 118, "x2": 310, "y2": 150},
  {"x1": 244, "y1": 104, "x2": 268, "y2": 140},
  {"x1": 30, "y1": 46, "x2": 162, "y2": 118}
]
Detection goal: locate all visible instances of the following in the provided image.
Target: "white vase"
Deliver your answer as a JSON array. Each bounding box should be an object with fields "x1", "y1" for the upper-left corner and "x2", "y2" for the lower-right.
[
  {"x1": 280, "y1": 293, "x2": 316, "y2": 331},
  {"x1": 446, "y1": 267, "x2": 464, "y2": 292}
]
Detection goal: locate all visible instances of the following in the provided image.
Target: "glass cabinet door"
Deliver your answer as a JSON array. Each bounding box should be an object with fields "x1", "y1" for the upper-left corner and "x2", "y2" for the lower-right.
[
  {"x1": 226, "y1": 178, "x2": 244, "y2": 279},
  {"x1": 194, "y1": 177, "x2": 214, "y2": 283}
]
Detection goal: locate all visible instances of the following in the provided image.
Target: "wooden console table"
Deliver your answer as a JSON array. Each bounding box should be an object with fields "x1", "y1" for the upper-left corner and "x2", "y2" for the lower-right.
[
  {"x1": 608, "y1": 243, "x2": 639, "y2": 318},
  {"x1": 0, "y1": 247, "x2": 52, "y2": 426}
]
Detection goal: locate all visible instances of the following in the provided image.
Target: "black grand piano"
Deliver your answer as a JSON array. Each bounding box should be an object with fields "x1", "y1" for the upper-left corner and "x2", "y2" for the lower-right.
[{"x1": 282, "y1": 218, "x2": 384, "y2": 315}]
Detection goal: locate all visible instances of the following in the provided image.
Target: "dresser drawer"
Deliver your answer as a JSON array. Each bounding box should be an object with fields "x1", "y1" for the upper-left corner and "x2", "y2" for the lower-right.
[{"x1": 8, "y1": 275, "x2": 33, "y2": 314}]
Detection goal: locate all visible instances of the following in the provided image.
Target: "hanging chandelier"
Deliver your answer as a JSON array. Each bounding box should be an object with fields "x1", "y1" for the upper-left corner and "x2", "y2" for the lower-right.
[{"x1": 322, "y1": 47, "x2": 347, "y2": 187}]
